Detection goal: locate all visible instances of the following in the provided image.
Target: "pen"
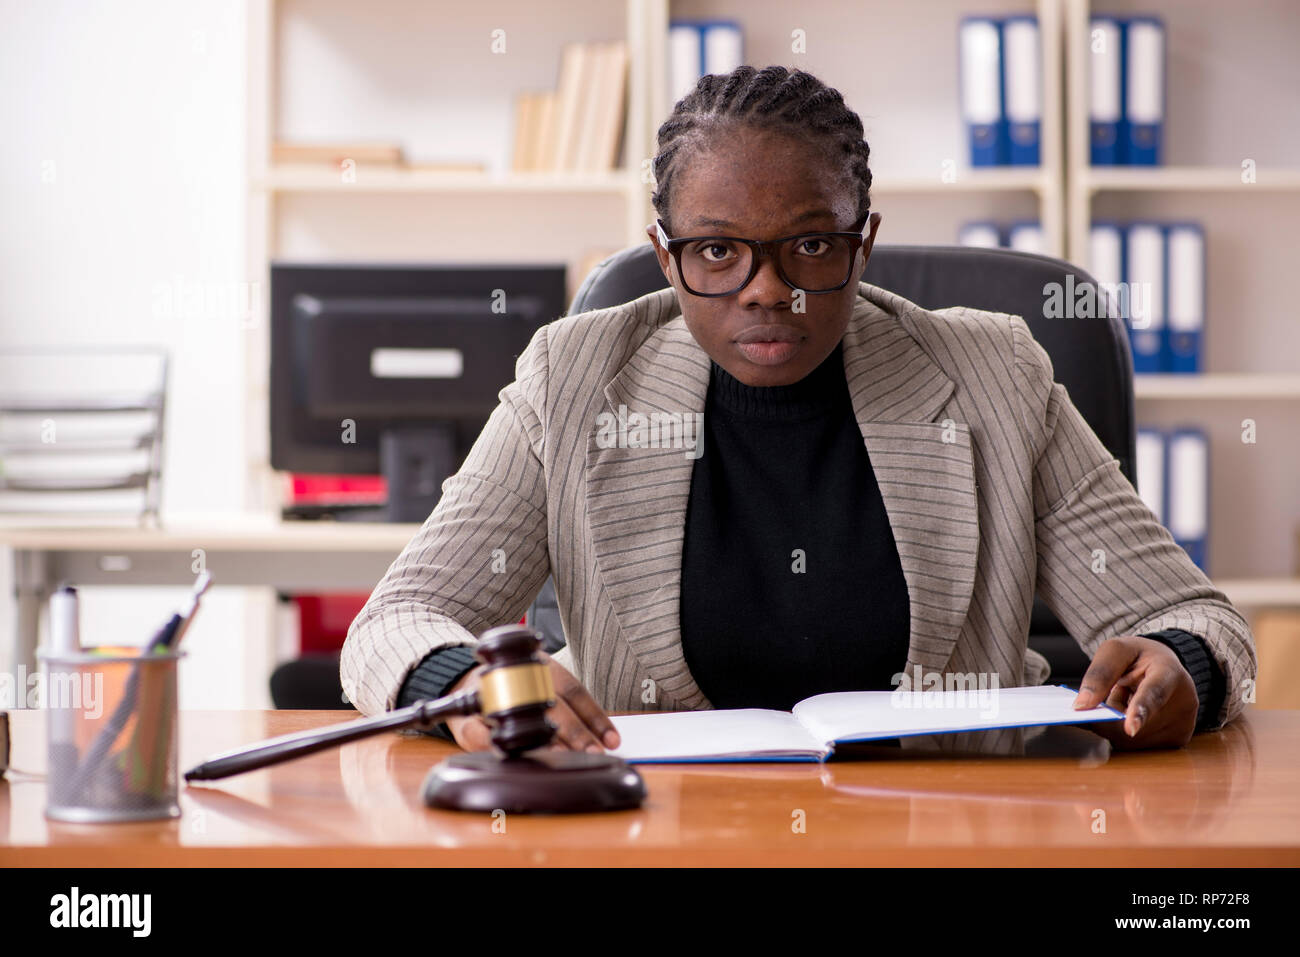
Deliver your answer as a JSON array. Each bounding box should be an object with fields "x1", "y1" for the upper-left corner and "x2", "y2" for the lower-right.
[{"x1": 49, "y1": 585, "x2": 81, "y2": 655}]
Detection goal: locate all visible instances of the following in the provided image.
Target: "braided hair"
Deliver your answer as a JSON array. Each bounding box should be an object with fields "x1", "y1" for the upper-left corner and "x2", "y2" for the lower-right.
[{"x1": 650, "y1": 65, "x2": 873, "y2": 235}]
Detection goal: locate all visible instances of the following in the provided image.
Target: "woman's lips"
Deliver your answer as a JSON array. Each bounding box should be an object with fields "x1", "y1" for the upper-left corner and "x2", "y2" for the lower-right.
[{"x1": 734, "y1": 325, "x2": 804, "y2": 365}]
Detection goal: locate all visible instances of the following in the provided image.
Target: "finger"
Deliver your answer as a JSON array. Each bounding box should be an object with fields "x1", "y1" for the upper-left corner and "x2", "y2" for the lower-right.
[
  {"x1": 549, "y1": 663, "x2": 621, "y2": 750},
  {"x1": 1074, "y1": 639, "x2": 1142, "y2": 710},
  {"x1": 547, "y1": 698, "x2": 607, "y2": 753},
  {"x1": 447, "y1": 715, "x2": 493, "y2": 752},
  {"x1": 1123, "y1": 666, "x2": 1178, "y2": 738},
  {"x1": 1106, "y1": 681, "x2": 1133, "y2": 713}
]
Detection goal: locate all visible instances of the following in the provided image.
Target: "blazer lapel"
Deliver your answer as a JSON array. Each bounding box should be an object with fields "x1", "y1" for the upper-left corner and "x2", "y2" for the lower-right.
[
  {"x1": 584, "y1": 290, "x2": 714, "y2": 710},
  {"x1": 585, "y1": 282, "x2": 979, "y2": 711},
  {"x1": 843, "y1": 284, "x2": 979, "y2": 679}
]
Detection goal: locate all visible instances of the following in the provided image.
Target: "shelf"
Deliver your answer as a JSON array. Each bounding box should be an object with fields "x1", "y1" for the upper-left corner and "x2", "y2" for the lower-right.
[
  {"x1": 874, "y1": 168, "x2": 1048, "y2": 194},
  {"x1": 1216, "y1": 578, "x2": 1300, "y2": 608},
  {"x1": 1081, "y1": 166, "x2": 1300, "y2": 193},
  {"x1": 253, "y1": 165, "x2": 637, "y2": 194},
  {"x1": 1134, "y1": 374, "x2": 1300, "y2": 400}
]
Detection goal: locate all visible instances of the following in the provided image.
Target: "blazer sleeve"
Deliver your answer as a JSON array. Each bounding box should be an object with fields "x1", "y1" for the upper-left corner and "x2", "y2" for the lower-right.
[
  {"x1": 1010, "y1": 317, "x2": 1257, "y2": 730},
  {"x1": 340, "y1": 325, "x2": 554, "y2": 717}
]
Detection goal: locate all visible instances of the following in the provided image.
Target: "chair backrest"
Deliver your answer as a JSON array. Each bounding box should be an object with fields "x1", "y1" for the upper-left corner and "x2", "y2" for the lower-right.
[{"x1": 569, "y1": 242, "x2": 1136, "y2": 482}]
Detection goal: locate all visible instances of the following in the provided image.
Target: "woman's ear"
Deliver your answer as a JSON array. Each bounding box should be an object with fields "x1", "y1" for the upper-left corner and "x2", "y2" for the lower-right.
[
  {"x1": 646, "y1": 222, "x2": 673, "y2": 282},
  {"x1": 859, "y1": 211, "x2": 883, "y2": 270},
  {"x1": 865, "y1": 211, "x2": 882, "y2": 248}
]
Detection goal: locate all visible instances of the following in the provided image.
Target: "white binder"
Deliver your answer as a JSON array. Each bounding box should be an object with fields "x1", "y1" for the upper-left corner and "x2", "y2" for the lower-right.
[
  {"x1": 958, "y1": 222, "x2": 1002, "y2": 248},
  {"x1": 668, "y1": 23, "x2": 702, "y2": 105},
  {"x1": 1089, "y1": 223, "x2": 1124, "y2": 319},
  {"x1": 1008, "y1": 221, "x2": 1044, "y2": 254},
  {"x1": 1166, "y1": 223, "x2": 1206, "y2": 372},
  {"x1": 1002, "y1": 16, "x2": 1041, "y2": 165},
  {"x1": 1135, "y1": 428, "x2": 1166, "y2": 525},
  {"x1": 1167, "y1": 429, "x2": 1209, "y2": 570},
  {"x1": 1126, "y1": 223, "x2": 1166, "y2": 372},
  {"x1": 702, "y1": 22, "x2": 743, "y2": 75},
  {"x1": 1089, "y1": 17, "x2": 1122, "y2": 164}
]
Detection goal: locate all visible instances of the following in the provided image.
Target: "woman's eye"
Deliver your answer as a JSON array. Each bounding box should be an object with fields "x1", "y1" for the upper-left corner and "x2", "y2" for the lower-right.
[{"x1": 695, "y1": 242, "x2": 735, "y2": 262}]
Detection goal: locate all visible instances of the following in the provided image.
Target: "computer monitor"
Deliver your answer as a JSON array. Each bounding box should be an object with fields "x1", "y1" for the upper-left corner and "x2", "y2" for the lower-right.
[{"x1": 270, "y1": 262, "x2": 566, "y2": 520}]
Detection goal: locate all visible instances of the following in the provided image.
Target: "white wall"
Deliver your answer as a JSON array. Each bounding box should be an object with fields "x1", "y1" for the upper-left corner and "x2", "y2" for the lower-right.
[{"x1": 0, "y1": 0, "x2": 267, "y2": 708}]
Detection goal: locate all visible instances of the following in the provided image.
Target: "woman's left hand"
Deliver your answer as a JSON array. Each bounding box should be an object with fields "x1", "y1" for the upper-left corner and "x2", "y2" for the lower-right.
[{"x1": 1072, "y1": 635, "x2": 1199, "y2": 750}]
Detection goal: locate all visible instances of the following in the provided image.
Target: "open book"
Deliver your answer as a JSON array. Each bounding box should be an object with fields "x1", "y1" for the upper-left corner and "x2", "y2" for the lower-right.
[{"x1": 607, "y1": 685, "x2": 1124, "y2": 763}]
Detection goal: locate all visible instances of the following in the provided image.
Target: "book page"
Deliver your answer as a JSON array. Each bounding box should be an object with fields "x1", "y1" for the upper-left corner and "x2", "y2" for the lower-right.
[
  {"x1": 607, "y1": 709, "x2": 823, "y2": 762},
  {"x1": 792, "y1": 685, "x2": 1124, "y2": 747}
]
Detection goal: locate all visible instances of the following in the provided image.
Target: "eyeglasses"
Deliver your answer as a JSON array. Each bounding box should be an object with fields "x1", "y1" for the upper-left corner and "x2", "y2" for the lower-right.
[{"x1": 654, "y1": 215, "x2": 869, "y2": 298}]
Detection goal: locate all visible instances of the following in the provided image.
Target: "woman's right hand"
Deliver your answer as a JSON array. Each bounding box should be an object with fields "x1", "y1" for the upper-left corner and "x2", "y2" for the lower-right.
[{"x1": 443, "y1": 650, "x2": 622, "y2": 754}]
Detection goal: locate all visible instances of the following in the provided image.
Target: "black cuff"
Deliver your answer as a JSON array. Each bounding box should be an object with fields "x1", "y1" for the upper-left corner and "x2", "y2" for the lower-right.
[
  {"x1": 1140, "y1": 628, "x2": 1225, "y2": 732},
  {"x1": 396, "y1": 645, "x2": 480, "y2": 742}
]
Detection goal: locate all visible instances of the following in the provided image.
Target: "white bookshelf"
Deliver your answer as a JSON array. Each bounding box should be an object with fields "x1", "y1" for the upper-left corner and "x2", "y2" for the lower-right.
[
  {"x1": 1060, "y1": 0, "x2": 1300, "y2": 601},
  {"x1": 1080, "y1": 166, "x2": 1300, "y2": 193},
  {"x1": 1134, "y1": 374, "x2": 1300, "y2": 401},
  {"x1": 243, "y1": 0, "x2": 1300, "y2": 601},
  {"x1": 254, "y1": 166, "x2": 640, "y2": 194}
]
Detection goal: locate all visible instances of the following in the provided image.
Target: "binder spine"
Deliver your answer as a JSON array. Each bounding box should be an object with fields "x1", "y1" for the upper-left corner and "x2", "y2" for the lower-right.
[
  {"x1": 1089, "y1": 221, "x2": 1125, "y2": 320},
  {"x1": 1135, "y1": 427, "x2": 1168, "y2": 527},
  {"x1": 960, "y1": 18, "x2": 1006, "y2": 167},
  {"x1": 1125, "y1": 222, "x2": 1166, "y2": 373},
  {"x1": 958, "y1": 221, "x2": 1003, "y2": 248},
  {"x1": 700, "y1": 20, "x2": 743, "y2": 76},
  {"x1": 1166, "y1": 222, "x2": 1206, "y2": 374},
  {"x1": 1002, "y1": 16, "x2": 1041, "y2": 166},
  {"x1": 1089, "y1": 17, "x2": 1123, "y2": 166},
  {"x1": 668, "y1": 22, "x2": 703, "y2": 106},
  {"x1": 1125, "y1": 17, "x2": 1165, "y2": 166},
  {"x1": 1007, "y1": 220, "x2": 1045, "y2": 254},
  {"x1": 1167, "y1": 428, "x2": 1210, "y2": 572}
]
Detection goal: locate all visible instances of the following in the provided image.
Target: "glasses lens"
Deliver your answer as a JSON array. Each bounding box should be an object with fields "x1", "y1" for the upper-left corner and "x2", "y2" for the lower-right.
[
  {"x1": 679, "y1": 239, "x2": 754, "y2": 295},
  {"x1": 777, "y1": 235, "x2": 855, "y2": 292}
]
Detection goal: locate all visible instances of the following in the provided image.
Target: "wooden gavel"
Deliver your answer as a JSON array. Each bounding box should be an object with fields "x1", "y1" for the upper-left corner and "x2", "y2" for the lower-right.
[{"x1": 184, "y1": 624, "x2": 646, "y2": 814}]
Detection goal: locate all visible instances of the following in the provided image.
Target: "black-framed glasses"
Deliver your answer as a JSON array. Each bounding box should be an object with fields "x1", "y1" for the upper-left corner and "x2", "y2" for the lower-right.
[{"x1": 654, "y1": 214, "x2": 869, "y2": 297}]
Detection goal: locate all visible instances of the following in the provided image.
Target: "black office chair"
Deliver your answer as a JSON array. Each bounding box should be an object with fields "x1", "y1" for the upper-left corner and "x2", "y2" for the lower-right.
[{"x1": 526, "y1": 243, "x2": 1137, "y2": 688}]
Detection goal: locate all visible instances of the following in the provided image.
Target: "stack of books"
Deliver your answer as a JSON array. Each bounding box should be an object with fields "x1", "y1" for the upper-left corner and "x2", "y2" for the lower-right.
[{"x1": 511, "y1": 41, "x2": 629, "y2": 173}]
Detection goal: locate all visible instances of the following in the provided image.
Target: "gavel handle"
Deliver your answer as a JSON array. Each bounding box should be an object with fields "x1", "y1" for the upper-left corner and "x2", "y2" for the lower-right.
[{"x1": 183, "y1": 690, "x2": 481, "y2": 782}]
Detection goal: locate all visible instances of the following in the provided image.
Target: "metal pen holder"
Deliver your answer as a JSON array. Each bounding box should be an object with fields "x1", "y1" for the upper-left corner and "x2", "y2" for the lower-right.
[{"x1": 39, "y1": 649, "x2": 184, "y2": 823}]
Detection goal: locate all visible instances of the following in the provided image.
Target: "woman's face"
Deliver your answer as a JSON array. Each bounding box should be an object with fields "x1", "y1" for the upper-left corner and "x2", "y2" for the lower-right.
[{"x1": 647, "y1": 126, "x2": 882, "y2": 387}]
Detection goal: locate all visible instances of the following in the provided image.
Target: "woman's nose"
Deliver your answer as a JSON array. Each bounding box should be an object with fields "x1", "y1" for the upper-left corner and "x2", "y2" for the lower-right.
[{"x1": 737, "y1": 249, "x2": 792, "y2": 308}]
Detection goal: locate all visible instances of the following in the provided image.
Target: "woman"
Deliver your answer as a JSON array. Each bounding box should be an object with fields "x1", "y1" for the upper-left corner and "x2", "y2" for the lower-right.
[{"x1": 341, "y1": 66, "x2": 1254, "y2": 754}]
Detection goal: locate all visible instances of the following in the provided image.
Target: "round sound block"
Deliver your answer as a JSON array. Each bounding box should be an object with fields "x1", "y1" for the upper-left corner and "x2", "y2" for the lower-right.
[{"x1": 422, "y1": 750, "x2": 647, "y2": 814}]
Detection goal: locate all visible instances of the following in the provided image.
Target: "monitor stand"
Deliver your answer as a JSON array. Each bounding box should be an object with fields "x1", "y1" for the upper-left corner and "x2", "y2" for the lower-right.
[{"x1": 380, "y1": 425, "x2": 456, "y2": 523}]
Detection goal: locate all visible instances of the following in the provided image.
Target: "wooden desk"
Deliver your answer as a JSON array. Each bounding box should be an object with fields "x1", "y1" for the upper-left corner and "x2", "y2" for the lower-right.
[{"x1": 3, "y1": 707, "x2": 1298, "y2": 866}]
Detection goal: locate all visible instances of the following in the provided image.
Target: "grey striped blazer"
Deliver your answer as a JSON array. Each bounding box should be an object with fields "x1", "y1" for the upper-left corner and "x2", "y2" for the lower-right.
[{"x1": 341, "y1": 281, "x2": 1256, "y2": 732}]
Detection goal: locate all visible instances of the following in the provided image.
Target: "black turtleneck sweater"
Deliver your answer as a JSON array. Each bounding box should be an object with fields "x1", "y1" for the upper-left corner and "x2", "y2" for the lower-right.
[
  {"x1": 395, "y1": 342, "x2": 1226, "y2": 735},
  {"x1": 677, "y1": 342, "x2": 911, "y2": 710}
]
